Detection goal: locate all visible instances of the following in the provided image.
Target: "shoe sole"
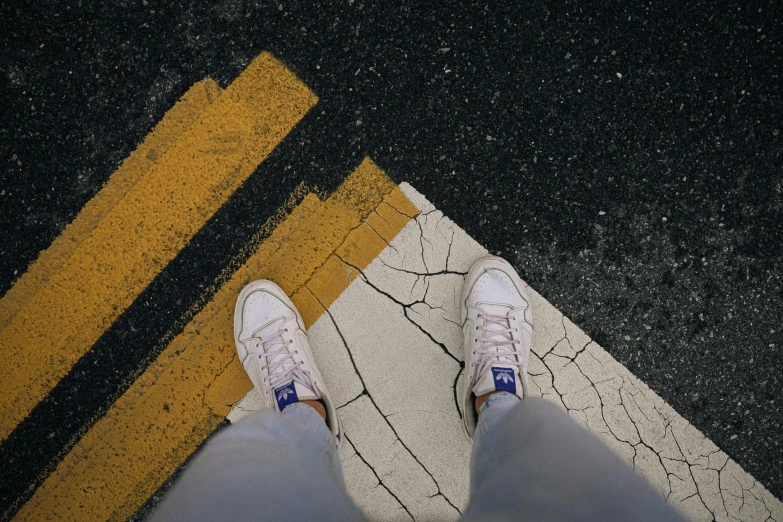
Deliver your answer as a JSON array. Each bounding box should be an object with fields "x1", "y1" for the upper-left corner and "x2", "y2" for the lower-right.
[
  {"x1": 233, "y1": 280, "x2": 342, "y2": 446},
  {"x1": 461, "y1": 256, "x2": 532, "y2": 437}
]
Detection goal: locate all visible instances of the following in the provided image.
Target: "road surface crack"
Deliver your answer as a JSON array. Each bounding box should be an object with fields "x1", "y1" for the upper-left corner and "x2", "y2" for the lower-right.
[
  {"x1": 317, "y1": 298, "x2": 462, "y2": 516},
  {"x1": 337, "y1": 255, "x2": 461, "y2": 364},
  {"x1": 343, "y1": 435, "x2": 414, "y2": 521}
]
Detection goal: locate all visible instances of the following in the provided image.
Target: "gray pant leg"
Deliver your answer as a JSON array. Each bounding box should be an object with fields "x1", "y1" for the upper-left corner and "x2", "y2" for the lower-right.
[
  {"x1": 462, "y1": 397, "x2": 687, "y2": 522},
  {"x1": 148, "y1": 405, "x2": 365, "y2": 522}
]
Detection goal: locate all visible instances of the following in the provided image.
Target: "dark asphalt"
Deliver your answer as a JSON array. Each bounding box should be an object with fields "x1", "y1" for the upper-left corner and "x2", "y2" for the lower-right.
[{"x1": 1, "y1": 0, "x2": 781, "y2": 515}]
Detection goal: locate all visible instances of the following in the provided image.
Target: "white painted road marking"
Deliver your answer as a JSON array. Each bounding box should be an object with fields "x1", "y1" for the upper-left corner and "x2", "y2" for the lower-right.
[{"x1": 229, "y1": 183, "x2": 783, "y2": 522}]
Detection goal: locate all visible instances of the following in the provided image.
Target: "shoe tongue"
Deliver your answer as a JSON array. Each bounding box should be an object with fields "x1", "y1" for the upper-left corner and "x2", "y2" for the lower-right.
[
  {"x1": 273, "y1": 381, "x2": 318, "y2": 411},
  {"x1": 252, "y1": 319, "x2": 319, "y2": 411},
  {"x1": 473, "y1": 366, "x2": 523, "y2": 398},
  {"x1": 253, "y1": 317, "x2": 297, "y2": 382},
  {"x1": 478, "y1": 303, "x2": 516, "y2": 358},
  {"x1": 472, "y1": 303, "x2": 523, "y2": 398}
]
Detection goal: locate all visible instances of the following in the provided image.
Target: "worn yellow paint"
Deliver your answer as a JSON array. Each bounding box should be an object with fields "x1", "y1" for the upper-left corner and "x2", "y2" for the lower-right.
[
  {"x1": 0, "y1": 52, "x2": 317, "y2": 442},
  {"x1": 13, "y1": 160, "x2": 417, "y2": 522},
  {"x1": 305, "y1": 254, "x2": 362, "y2": 311},
  {"x1": 383, "y1": 185, "x2": 419, "y2": 219},
  {"x1": 0, "y1": 79, "x2": 222, "y2": 332},
  {"x1": 303, "y1": 185, "x2": 419, "y2": 308},
  {"x1": 291, "y1": 285, "x2": 328, "y2": 327}
]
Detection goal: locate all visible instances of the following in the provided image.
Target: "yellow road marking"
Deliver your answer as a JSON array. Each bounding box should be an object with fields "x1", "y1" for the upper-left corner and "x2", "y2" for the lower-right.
[
  {"x1": 300, "y1": 187, "x2": 418, "y2": 313},
  {"x1": 0, "y1": 52, "x2": 317, "y2": 442},
  {"x1": 0, "y1": 78, "x2": 221, "y2": 332},
  {"x1": 13, "y1": 159, "x2": 417, "y2": 522}
]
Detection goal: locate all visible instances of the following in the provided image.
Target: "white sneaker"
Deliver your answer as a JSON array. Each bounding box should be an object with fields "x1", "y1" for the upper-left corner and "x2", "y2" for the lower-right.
[
  {"x1": 233, "y1": 280, "x2": 341, "y2": 444},
  {"x1": 462, "y1": 256, "x2": 533, "y2": 438}
]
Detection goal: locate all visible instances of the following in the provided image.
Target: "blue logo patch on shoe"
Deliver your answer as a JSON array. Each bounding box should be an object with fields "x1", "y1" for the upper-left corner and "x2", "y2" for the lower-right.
[
  {"x1": 275, "y1": 382, "x2": 299, "y2": 411},
  {"x1": 492, "y1": 367, "x2": 517, "y2": 393}
]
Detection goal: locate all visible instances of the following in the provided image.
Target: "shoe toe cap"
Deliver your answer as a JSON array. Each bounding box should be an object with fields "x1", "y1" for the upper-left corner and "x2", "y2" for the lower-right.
[
  {"x1": 468, "y1": 269, "x2": 527, "y2": 308},
  {"x1": 239, "y1": 290, "x2": 294, "y2": 337}
]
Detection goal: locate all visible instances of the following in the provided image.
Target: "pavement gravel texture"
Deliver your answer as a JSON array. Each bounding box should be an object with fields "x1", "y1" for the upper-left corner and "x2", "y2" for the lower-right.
[{"x1": 1, "y1": 0, "x2": 781, "y2": 510}]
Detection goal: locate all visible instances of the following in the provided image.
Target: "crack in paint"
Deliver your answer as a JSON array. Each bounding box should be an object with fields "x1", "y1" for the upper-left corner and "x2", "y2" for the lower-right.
[
  {"x1": 338, "y1": 255, "x2": 462, "y2": 366},
  {"x1": 338, "y1": 390, "x2": 368, "y2": 410},
  {"x1": 377, "y1": 258, "x2": 467, "y2": 278},
  {"x1": 306, "y1": 187, "x2": 782, "y2": 521},
  {"x1": 343, "y1": 435, "x2": 414, "y2": 521},
  {"x1": 363, "y1": 216, "x2": 403, "y2": 258},
  {"x1": 395, "y1": 190, "x2": 782, "y2": 520},
  {"x1": 529, "y1": 327, "x2": 777, "y2": 521},
  {"x1": 336, "y1": 255, "x2": 467, "y2": 425},
  {"x1": 288, "y1": 184, "x2": 403, "y2": 296},
  {"x1": 316, "y1": 296, "x2": 463, "y2": 516},
  {"x1": 452, "y1": 365, "x2": 465, "y2": 421},
  {"x1": 534, "y1": 336, "x2": 774, "y2": 520}
]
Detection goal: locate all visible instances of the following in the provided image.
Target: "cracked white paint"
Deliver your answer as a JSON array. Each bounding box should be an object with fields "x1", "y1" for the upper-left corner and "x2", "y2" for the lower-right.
[{"x1": 229, "y1": 183, "x2": 783, "y2": 522}]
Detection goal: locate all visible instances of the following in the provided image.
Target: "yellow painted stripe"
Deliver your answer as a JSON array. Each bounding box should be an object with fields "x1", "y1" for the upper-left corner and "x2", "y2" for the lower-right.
[
  {"x1": 299, "y1": 187, "x2": 418, "y2": 313},
  {"x1": 13, "y1": 159, "x2": 416, "y2": 522},
  {"x1": 0, "y1": 52, "x2": 317, "y2": 442},
  {"x1": 0, "y1": 79, "x2": 222, "y2": 332}
]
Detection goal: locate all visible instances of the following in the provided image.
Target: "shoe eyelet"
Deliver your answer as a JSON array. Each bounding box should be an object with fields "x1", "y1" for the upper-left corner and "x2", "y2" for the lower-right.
[
  {"x1": 264, "y1": 391, "x2": 269, "y2": 396},
  {"x1": 473, "y1": 338, "x2": 478, "y2": 343},
  {"x1": 472, "y1": 351, "x2": 476, "y2": 355},
  {"x1": 295, "y1": 350, "x2": 299, "y2": 354},
  {"x1": 288, "y1": 340, "x2": 293, "y2": 344},
  {"x1": 474, "y1": 325, "x2": 480, "y2": 330},
  {"x1": 285, "y1": 328, "x2": 289, "y2": 332},
  {"x1": 514, "y1": 328, "x2": 519, "y2": 333},
  {"x1": 258, "y1": 354, "x2": 262, "y2": 359}
]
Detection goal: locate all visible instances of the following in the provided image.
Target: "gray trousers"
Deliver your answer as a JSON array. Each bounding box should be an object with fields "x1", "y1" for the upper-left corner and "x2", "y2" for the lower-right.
[{"x1": 150, "y1": 395, "x2": 686, "y2": 521}]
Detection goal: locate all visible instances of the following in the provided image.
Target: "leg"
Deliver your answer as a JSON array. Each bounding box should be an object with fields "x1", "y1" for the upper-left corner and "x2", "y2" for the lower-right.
[
  {"x1": 151, "y1": 279, "x2": 365, "y2": 521},
  {"x1": 462, "y1": 394, "x2": 687, "y2": 522},
  {"x1": 149, "y1": 404, "x2": 365, "y2": 522}
]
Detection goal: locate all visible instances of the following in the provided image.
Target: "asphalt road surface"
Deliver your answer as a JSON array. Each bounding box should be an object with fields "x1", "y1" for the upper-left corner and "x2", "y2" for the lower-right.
[{"x1": 1, "y1": 0, "x2": 781, "y2": 518}]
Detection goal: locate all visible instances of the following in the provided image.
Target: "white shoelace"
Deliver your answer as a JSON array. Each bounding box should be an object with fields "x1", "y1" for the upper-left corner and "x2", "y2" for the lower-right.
[
  {"x1": 254, "y1": 328, "x2": 313, "y2": 395},
  {"x1": 473, "y1": 313, "x2": 524, "y2": 382}
]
